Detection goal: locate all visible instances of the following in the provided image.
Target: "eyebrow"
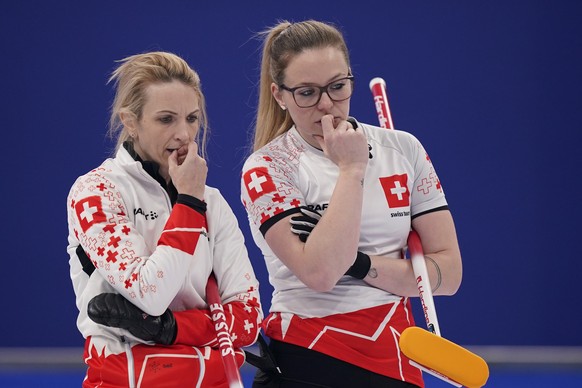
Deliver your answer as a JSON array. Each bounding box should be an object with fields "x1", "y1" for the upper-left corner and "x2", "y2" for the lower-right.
[{"x1": 156, "y1": 109, "x2": 200, "y2": 115}]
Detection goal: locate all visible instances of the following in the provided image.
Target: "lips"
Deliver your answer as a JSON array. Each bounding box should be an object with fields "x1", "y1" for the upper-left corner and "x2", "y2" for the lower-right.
[
  {"x1": 168, "y1": 144, "x2": 188, "y2": 156},
  {"x1": 167, "y1": 145, "x2": 188, "y2": 165},
  {"x1": 176, "y1": 144, "x2": 188, "y2": 157}
]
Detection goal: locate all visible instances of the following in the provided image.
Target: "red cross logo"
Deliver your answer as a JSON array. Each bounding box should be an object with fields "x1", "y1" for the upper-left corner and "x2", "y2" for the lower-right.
[
  {"x1": 243, "y1": 167, "x2": 276, "y2": 203},
  {"x1": 106, "y1": 250, "x2": 118, "y2": 263},
  {"x1": 75, "y1": 196, "x2": 107, "y2": 233},
  {"x1": 379, "y1": 174, "x2": 410, "y2": 208},
  {"x1": 108, "y1": 236, "x2": 121, "y2": 248}
]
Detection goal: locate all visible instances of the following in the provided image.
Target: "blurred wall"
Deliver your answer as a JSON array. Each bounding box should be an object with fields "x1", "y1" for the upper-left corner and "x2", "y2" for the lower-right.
[{"x1": 1, "y1": 0, "x2": 580, "y2": 348}]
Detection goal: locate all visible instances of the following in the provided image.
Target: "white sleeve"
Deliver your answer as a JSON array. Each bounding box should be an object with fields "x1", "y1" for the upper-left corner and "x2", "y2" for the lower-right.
[{"x1": 67, "y1": 171, "x2": 209, "y2": 316}]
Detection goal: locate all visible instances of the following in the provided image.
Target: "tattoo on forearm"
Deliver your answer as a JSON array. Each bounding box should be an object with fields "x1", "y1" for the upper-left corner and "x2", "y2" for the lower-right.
[
  {"x1": 424, "y1": 256, "x2": 442, "y2": 292},
  {"x1": 367, "y1": 267, "x2": 378, "y2": 278}
]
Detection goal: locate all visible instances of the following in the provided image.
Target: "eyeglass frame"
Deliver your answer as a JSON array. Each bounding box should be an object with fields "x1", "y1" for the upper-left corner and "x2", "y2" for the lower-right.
[{"x1": 278, "y1": 75, "x2": 355, "y2": 108}]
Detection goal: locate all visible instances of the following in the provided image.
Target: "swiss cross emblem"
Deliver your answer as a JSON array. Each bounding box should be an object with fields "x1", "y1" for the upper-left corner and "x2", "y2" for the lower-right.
[
  {"x1": 243, "y1": 167, "x2": 276, "y2": 203},
  {"x1": 379, "y1": 174, "x2": 410, "y2": 208},
  {"x1": 75, "y1": 195, "x2": 107, "y2": 232}
]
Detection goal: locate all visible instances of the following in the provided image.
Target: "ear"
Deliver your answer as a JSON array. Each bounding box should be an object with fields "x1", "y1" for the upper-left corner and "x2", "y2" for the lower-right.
[
  {"x1": 120, "y1": 110, "x2": 137, "y2": 137},
  {"x1": 271, "y1": 82, "x2": 285, "y2": 107}
]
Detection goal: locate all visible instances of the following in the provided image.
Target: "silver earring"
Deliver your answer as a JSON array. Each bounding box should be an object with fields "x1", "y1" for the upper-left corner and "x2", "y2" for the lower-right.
[{"x1": 280, "y1": 105, "x2": 287, "y2": 111}]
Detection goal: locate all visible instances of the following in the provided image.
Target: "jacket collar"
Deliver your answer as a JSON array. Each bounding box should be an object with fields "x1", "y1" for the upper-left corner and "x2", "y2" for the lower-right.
[{"x1": 123, "y1": 142, "x2": 178, "y2": 204}]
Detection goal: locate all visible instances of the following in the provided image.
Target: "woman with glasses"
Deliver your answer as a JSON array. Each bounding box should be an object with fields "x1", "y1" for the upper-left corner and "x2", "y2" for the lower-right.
[{"x1": 241, "y1": 20, "x2": 463, "y2": 387}]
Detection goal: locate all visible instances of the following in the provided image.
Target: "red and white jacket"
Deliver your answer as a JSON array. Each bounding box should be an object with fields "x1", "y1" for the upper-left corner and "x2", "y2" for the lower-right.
[{"x1": 67, "y1": 146, "x2": 262, "y2": 387}]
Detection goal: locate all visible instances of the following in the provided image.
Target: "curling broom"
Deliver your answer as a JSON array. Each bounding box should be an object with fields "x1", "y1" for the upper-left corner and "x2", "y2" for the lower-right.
[
  {"x1": 206, "y1": 273, "x2": 244, "y2": 388},
  {"x1": 369, "y1": 77, "x2": 489, "y2": 388}
]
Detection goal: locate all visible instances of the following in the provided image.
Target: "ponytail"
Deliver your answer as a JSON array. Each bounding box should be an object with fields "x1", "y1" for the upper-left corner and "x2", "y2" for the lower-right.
[{"x1": 254, "y1": 22, "x2": 294, "y2": 151}]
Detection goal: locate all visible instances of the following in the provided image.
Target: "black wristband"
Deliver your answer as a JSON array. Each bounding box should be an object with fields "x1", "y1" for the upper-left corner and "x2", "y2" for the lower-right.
[
  {"x1": 177, "y1": 194, "x2": 207, "y2": 215},
  {"x1": 345, "y1": 251, "x2": 371, "y2": 279}
]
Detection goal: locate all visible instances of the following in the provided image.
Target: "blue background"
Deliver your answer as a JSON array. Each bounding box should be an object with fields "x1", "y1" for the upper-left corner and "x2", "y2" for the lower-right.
[{"x1": 1, "y1": 0, "x2": 580, "y2": 349}]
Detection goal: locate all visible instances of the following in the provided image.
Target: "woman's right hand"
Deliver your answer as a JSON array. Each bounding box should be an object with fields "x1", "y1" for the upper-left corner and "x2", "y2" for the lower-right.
[
  {"x1": 314, "y1": 114, "x2": 368, "y2": 173},
  {"x1": 168, "y1": 140, "x2": 207, "y2": 200}
]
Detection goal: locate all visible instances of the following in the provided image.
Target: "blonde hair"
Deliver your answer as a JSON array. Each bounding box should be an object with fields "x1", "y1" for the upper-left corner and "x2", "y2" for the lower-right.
[
  {"x1": 107, "y1": 51, "x2": 209, "y2": 157},
  {"x1": 253, "y1": 20, "x2": 350, "y2": 151}
]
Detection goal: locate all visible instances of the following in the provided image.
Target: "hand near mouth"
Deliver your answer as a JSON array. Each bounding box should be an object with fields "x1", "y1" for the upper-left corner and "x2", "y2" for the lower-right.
[
  {"x1": 314, "y1": 115, "x2": 368, "y2": 172},
  {"x1": 173, "y1": 144, "x2": 189, "y2": 165},
  {"x1": 168, "y1": 140, "x2": 208, "y2": 200}
]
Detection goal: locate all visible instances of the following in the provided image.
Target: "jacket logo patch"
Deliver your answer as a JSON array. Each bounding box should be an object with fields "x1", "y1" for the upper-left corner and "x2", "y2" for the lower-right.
[
  {"x1": 75, "y1": 196, "x2": 107, "y2": 232},
  {"x1": 243, "y1": 167, "x2": 276, "y2": 203},
  {"x1": 134, "y1": 208, "x2": 159, "y2": 220},
  {"x1": 379, "y1": 174, "x2": 410, "y2": 208}
]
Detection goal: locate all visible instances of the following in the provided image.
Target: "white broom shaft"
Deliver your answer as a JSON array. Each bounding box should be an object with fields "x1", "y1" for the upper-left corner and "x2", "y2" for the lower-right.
[
  {"x1": 369, "y1": 78, "x2": 441, "y2": 336},
  {"x1": 369, "y1": 77, "x2": 395, "y2": 129},
  {"x1": 370, "y1": 77, "x2": 489, "y2": 388},
  {"x1": 407, "y1": 230, "x2": 441, "y2": 336},
  {"x1": 206, "y1": 274, "x2": 244, "y2": 388}
]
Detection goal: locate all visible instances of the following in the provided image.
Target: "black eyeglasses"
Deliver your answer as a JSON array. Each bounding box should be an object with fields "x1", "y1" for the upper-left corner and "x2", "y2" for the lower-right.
[{"x1": 279, "y1": 76, "x2": 355, "y2": 108}]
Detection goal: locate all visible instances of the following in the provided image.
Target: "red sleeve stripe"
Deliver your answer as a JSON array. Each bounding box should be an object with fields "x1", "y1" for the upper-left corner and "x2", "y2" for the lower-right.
[
  {"x1": 157, "y1": 204, "x2": 208, "y2": 254},
  {"x1": 165, "y1": 203, "x2": 207, "y2": 229}
]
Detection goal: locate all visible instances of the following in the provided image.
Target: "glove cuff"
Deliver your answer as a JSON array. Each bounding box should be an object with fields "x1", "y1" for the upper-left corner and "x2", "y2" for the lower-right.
[
  {"x1": 177, "y1": 194, "x2": 207, "y2": 215},
  {"x1": 157, "y1": 310, "x2": 178, "y2": 345}
]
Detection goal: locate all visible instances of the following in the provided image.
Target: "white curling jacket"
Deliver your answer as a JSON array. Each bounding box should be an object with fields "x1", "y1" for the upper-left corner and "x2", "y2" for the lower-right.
[{"x1": 67, "y1": 145, "x2": 262, "y2": 357}]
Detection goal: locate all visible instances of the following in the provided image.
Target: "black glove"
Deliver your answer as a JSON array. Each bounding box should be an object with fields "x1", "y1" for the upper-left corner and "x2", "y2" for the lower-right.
[
  {"x1": 87, "y1": 293, "x2": 177, "y2": 345},
  {"x1": 289, "y1": 207, "x2": 322, "y2": 242}
]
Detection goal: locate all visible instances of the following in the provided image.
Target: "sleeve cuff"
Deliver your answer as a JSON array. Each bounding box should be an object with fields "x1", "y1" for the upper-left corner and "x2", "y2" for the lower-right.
[{"x1": 177, "y1": 194, "x2": 207, "y2": 215}]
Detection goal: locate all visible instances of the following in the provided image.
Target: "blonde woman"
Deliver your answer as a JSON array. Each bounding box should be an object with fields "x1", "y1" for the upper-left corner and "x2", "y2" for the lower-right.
[{"x1": 67, "y1": 51, "x2": 262, "y2": 387}]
